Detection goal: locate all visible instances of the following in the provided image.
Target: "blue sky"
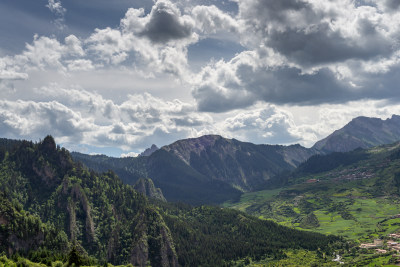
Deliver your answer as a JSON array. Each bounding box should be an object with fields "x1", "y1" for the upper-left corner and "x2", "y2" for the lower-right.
[{"x1": 1, "y1": 0, "x2": 400, "y2": 157}]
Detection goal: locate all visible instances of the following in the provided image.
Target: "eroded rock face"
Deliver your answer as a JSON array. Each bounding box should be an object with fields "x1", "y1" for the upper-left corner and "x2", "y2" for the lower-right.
[
  {"x1": 133, "y1": 178, "x2": 166, "y2": 202},
  {"x1": 130, "y1": 212, "x2": 178, "y2": 267},
  {"x1": 130, "y1": 218, "x2": 149, "y2": 267},
  {"x1": 158, "y1": 227, "x2": 178, "y2": 267}
]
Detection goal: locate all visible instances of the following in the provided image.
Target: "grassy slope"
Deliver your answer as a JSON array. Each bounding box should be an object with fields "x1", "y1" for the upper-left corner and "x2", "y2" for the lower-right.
[{"x1": 224, "y1": 143, "x2": 400, "y2": 241}]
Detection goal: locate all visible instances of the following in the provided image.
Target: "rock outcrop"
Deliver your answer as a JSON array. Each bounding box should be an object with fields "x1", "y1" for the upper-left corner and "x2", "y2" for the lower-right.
[{"x1": 133, "y1": 178, "x2": 166, "y2": 202}]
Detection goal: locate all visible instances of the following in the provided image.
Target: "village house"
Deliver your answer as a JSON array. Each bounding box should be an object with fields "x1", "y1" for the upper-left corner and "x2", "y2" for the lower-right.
[
  {"x1": 389, "y1": 233, "x2": 400, "y2": 239},
  {"x1": 360, "y1": 239, "x2": 383, "y2": 249}
]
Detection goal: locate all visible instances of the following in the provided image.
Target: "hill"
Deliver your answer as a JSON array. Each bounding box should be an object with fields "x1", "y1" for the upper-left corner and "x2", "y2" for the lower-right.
[
  {"x1": 313, "y1": 115, "x2": 400, "y2": 153},
  {"x1": 224, "y1": 141, "x2": 400, "y2": 240},
  {"x1": 0, "y1": 136, "x2": 341, "y2": 266},
  {"x1": 162, "y1": 135, "x2": 316, "y2": 191},
  {"x1": 72, "y1": 135, "x2": 316, "y2": 205}
]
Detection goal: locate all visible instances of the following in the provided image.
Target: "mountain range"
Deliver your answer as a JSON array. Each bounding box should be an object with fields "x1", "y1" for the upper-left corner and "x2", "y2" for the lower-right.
[
  {"x1": 72, "y1": 115, "x2": 400, "y2": 205},
  {"x1": 72, "y1": 135, "x2": 316, "y2": 204},
  {"x1": 1, "y1": 114, "x2": 400, "y2": 266}
]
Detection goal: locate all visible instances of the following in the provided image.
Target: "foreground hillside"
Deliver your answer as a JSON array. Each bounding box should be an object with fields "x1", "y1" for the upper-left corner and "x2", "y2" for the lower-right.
[
  {"x1": 0, "y1": 136, "x2": 341, "y2": 266},
  {"x1": 72, "y1": 135, "x2": 316, "y2": 205}
]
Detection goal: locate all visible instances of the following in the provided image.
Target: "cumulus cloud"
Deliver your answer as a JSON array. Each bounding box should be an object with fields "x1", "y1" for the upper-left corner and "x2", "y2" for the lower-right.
[
  {"x1": 84, "y1": 0, "x2": 200, "y2": 76},
  {"x1": 190, "y1": 0, "x2": 400, "y2": 111},
  {"x1": 66, "y1": 59, "x2": 94, "y2": 71},
  {"x1": 1, "y1": 0, "x2": 205, "y2": 87},
  {"x1": 221, "y1": 104, "x2": 302, "y2": 145},
  {"x1": 1, "y1": 0, "x2": 239, "y2": 87},
  {"x1": 12, "y1": 84, "x2": 212, "y2": 151},
  {"x1": 192, "y1": 5, "x2": 239, "y2": 34},
  {"x1": 0, "y1": 100, "x2": 92, "y2": 142},
  {"x1": 86, "y1": 28, "x2": 131, "y2": 65},
  {"x1": 192, "y1": 49, "x2": 352, "y2": 112},
  {"x1": 239, "y1": 0, "x2": 398, "y2": 66},
  {"x1": 120, "y1": 152, "x2": 139, "y2": 158},
  {"x1": 0, "y1": 56, "x2": 29, "y2": 92},
  {"x1": 121, "y1": 0, "x2": 197, "y2": 44},
  {"x1": 140, "y1": 0, "x2": 195, "y2": 43},
  {"x1": 11, "y1": 35, "x2": 86, "y2": 72}
]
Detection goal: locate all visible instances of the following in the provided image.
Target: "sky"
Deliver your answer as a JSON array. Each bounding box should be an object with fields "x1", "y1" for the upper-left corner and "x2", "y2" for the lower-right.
[{"x1": 1, "y1": 0, "x2": 400, "y2": 157}]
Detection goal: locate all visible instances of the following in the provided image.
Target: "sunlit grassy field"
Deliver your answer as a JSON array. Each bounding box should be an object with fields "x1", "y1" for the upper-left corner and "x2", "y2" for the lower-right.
[{"x1": 224, "y1": 186, "x2": 400, "y2": 240}]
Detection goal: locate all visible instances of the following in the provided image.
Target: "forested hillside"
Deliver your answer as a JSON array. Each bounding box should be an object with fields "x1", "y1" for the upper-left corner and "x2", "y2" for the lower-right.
[{"x1": 0, "y1": 136, "x2": 342, "y2": 266}]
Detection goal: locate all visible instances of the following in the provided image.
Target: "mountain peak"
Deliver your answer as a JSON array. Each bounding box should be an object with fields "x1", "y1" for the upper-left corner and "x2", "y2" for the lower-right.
[
  {"x1": 139, "y1": 144, "x2": 159, "y2": 157},
  {"x1": 313, "y1": 115, "x2": 400, "y2": 153},
  {"x1": 162, "y1": 135, "x2": 224, "y2": 164}
]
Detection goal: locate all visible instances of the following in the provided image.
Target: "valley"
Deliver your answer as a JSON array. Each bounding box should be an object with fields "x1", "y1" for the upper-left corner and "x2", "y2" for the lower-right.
[{"x1": 224, "y1": 141, "x2": 400, "y2": 265}]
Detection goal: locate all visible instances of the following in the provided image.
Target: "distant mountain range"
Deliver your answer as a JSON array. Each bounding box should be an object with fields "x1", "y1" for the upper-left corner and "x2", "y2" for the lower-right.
[
  {"x1": 313, "y1": 115, "x2": 400, "y2": 153},
  {"x1": 2, "y1": 114, "x2": 399, "y2": 206},
  {"x1": 72, "y1": 115, "x2": 400, "y2": 205},
  {"x1": 72, "y1": 135, "x2": 316, "y2": 204}
]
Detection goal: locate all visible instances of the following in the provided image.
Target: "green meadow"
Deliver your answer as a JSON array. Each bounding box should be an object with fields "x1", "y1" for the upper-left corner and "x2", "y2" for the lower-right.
[
  {"x1": 224, "y1": 145, "x2": 400, "y2": 241},
  {"x1": 224, "y1": 184, "x2": 400, "y2": 240}
]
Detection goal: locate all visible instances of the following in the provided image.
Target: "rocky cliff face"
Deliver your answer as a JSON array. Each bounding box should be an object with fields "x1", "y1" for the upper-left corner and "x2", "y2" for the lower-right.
[
  {"x1": 313, "y1": 115, "x2": 400, "y2": 153},
  {"x1": 133, "y1": 178, "x2": 166, "y2": 202},
  {"x1": 139, "y1": 144, "x2": 159, "y2": 157}
]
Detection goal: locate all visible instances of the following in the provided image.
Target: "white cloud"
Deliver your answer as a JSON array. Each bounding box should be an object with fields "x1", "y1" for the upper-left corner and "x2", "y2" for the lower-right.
[
  {"x1": 0, "y1": 99, "x2": 93, "y2": 142},
  {"x1": 46, "y1": 0, "x2": 66, "y2": 16},
  {"x1": 8, "y1": 84, "x2": 212, "y2": 151},
  {"x1": 120, "y1": 151, "x2": 139, "y2": 158},
  {"x1": 192, "y1": 5, "x2": 239, "y2": 34},
  {"x1": 65, "y1": 35, "x2": 85, "y2": 56},
  {"x1": 66, "y1": 59, "x2": 94, "y2": 71},
  {"x1": 220, "y1": 104, "x2": 302, "y2": 145},
  {"x1": 46, "y1": 0, "x2": 67, "y2": 30},
  {"x1": 12, "y1": 35, "x2": 86, "y2": 72},
  {"x1": 190, "y1": 0, "x2": 400, "y2": 111},
  {"x1": 86, "y1": 27, "x2": 132, "y2": 65}
]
